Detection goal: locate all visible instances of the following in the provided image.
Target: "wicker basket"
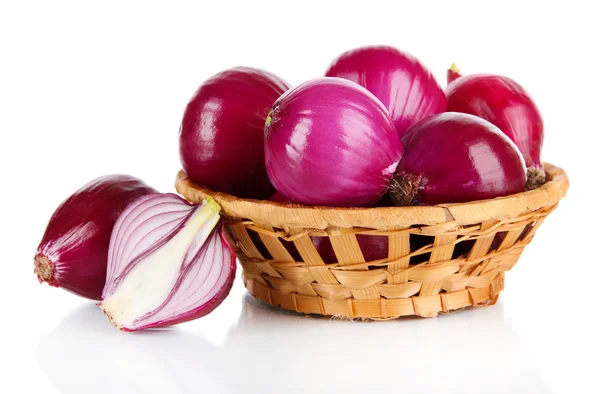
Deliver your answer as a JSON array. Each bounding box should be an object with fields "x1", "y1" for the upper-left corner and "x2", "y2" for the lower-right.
[{"x1": 175, "y1": 163, "x2": 569, "y2": 319}]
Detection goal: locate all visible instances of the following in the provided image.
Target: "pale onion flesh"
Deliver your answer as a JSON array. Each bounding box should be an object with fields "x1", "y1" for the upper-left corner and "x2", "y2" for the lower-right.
[{"x1": 100, "y1": 194, "x2": 236, "y2": 331}]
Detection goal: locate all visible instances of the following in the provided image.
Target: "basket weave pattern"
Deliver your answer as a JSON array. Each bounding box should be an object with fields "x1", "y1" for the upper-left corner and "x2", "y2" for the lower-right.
[{"x1": 175, "y1": 163, "x2": 568, "y2": 319}]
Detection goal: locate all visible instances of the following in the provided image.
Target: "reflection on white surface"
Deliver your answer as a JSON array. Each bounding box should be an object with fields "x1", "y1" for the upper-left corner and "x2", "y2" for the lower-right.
[
  {"x1": 38, "y1": 296, "x2": 549, "y2": 394},
  {"x1": 37, "y1": 303, "x2": 225, "y2": 393}
]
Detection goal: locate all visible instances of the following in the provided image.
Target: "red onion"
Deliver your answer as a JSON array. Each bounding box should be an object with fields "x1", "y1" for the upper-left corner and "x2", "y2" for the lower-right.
[
  {"x1": 264, "y1": 77, "x2": 403, "y2": 207},
  {"x1": 179, "y1": 66, "x2": 290, "y2": 199},
  {"x1": 34, "y1": 175, "x2": 156, "y2": 300},
  {"x1": 324, "y1": 45, "x2": 446, "y2": 137},
  {"x1": 100, "y1": 194, "x2": 235, "y2": 331},
  {"x1": 390, "y1": 112, "x2": 527, "y2": 206},
  {"x1": 445, "y1": 66, "x2": 545, "y2": 189}
]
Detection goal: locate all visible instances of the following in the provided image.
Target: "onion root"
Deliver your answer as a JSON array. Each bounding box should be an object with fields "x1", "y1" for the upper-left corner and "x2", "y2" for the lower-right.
[
  {"x1": 389, "y1": 173, "x2": 421, "y2": 206},
  {"x1": 526, "y1": 167, "x2": 546, "y2": 190},
  {"x1": 34, "y1": 254, "x2": 57, "y2": 286}
]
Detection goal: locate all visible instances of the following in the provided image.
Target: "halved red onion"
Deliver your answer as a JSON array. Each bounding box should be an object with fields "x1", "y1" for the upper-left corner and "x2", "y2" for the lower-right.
[
  {"x1": 179, "y1": 66, "x2": 290, "y2": 199},
  {"x1": 264, "y1": 77, "x2": 403, "y2": 207},
  {"x1": 391, "y1": 112, "x2": 527, "y2": 206},
  {"x1": 34, "y1": 175, "x2": 156, "y2": 300},
  {"x1": 325, "y1": 45, "x2": 446, "y2": 138},
  {"x1": 100, "y1": 194, "x2": 235, "y2": 331},
  {"x1": 445, "y1": 66, "x2": 545, "y2": 189}
]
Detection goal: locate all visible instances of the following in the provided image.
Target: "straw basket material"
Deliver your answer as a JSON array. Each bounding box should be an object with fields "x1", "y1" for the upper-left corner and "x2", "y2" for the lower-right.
[{"x1": 175, "y1": 163, "x2": 569, "y2": 319}]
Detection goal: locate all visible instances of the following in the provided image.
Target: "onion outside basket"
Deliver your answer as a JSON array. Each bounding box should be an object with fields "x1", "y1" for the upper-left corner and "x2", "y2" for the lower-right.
[{"x1": 175, "y1": 163, "x2": 569, "y2": 319}]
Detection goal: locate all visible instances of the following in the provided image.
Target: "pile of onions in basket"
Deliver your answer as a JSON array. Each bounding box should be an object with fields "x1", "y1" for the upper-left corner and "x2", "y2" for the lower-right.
[
  {"x1": 264, "y1": 80, "x2": 529, "y2": 207},
  {"x1": 176, "y1": 45, "x2": 546, "y2": 207}
]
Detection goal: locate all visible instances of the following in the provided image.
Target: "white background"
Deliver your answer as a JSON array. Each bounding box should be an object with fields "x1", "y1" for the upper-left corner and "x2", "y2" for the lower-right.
[{"x1": 1, "y1": 0, "x2": 598, "y2": 393}]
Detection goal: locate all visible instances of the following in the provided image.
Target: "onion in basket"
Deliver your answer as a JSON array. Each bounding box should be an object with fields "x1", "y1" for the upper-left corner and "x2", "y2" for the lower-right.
[
  {"x1": 264, "y1": 77, "x2": 404, "y2": 207},
  {"x1": 325, "y1": 45, "x2": 446, "y2": 138},
  {"x1": 445, "y1": 65, "x2": 545, "y2": 189},
  {"x1": 390, "y1": 112, "x2": 527, "y2": 206},
  {"x1": 179, "y1": 66, "x2": 290, "y2": 199}
]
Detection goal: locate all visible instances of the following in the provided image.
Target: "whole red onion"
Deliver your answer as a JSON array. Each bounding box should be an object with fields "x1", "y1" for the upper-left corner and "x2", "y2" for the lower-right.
[
  {"x1": 325, "y1": 45, "x2": 446, "y2": 138},
  {"x1": 390, "y1": 112, "x2": 527, "y2": 206},
  {"x1": 34, "y1": 175, "x2": 156, "y2": 300},
  {"x1": 264, "y1": 77, "x2": 403, "y2": 207},
  {"x1": 179, "y1": 67, "x2": 290, "y2": 199},
  {"x1": 445, "y1": 67, "x2": 545, "y2": 189}
]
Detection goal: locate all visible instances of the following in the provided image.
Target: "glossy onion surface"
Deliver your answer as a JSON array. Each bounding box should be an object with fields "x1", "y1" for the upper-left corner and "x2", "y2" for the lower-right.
[
  {"x1": 179, "y1": 67, "x2": 289, "y2": 199},
  {"x1": 34, "y1": 175, "x2": 156, "y2": 299},
  {"x1": 446, "y1": 72, "x2": 544, "y2": 188},
  {"x1": 325, "y1": 45, "x2": 446, "y2": 137},
  {"x1": 264, "y1": 77, "x2": 403, "y2": 207},
  {"x1": 392, "y1": 112, "x2": 527, "y2": 205}
]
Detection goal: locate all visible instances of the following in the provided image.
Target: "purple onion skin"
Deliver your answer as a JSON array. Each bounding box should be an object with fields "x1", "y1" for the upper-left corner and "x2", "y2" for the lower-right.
[
  {"x1": 34, "y1": 175, "x2": 156, "y2": 300},
  {"x1": 325, "y1": 45, "x2": 446, "y2": 138},
  {"x1": 179, "y1": 67, "x2": 290, "y2": 199},
  {"x1": 125, "y1": 225, "x2": 236, "y2": 332},
  {"x1": 393, "y1": 112, "x2": 527, "y2": 206},
  {"x1": 265, "y1": 77, "x2": 404, "y2": 207},
  {"x1": 446, "y1": 73, "x2": 544, "y2": 176}
]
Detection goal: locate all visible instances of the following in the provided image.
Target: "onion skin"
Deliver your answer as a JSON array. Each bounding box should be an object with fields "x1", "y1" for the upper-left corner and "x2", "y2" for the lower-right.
[
  {"x1": 265, "y1": 77, "x2": 403, "y2": 207},
  {"x1": 34, "y1": 175, "x2": 156, "y2": 300},
  {"x1": 179, "y1": 67, "x2": 290, "y2": 199},
  {"x1": 325, "y1": 45, "x2": 446, "y2": 138},
  {"x1": 391, "y1": 112, "x2": 527, "y2": 206},
  {"x1": 445, "y1": 69, "x2": 545, "y2": 189}
]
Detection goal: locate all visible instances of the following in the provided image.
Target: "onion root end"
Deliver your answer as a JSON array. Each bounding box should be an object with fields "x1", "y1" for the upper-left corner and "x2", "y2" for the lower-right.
[
  {"x1": 34, "y1": 254, "x2": 58, "y2": 286},
  {"x1": 526, "y1": 167, "x2": 546, "y2": 190},
  {"x1": 389, "y1": 173, "x2": 421, "y2": 206}
]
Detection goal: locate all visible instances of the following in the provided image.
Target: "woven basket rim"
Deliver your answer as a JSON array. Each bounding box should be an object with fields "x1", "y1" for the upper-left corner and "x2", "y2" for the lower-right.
[{"x1": 175, "y1": 162, "x2": 569, "y2": 229}]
